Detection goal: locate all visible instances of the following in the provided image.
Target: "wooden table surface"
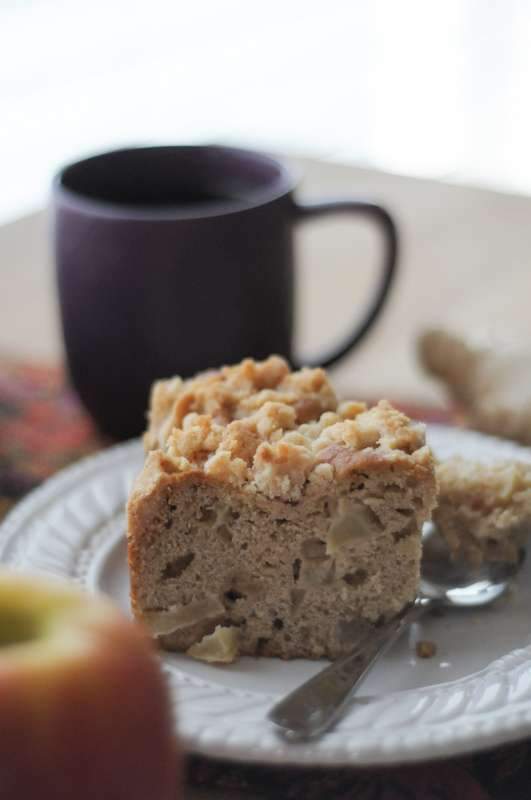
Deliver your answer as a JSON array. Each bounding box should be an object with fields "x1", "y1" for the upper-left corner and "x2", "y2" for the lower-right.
[{"x1": 2, "y1": 155, "x2": 531, "y2": 410}]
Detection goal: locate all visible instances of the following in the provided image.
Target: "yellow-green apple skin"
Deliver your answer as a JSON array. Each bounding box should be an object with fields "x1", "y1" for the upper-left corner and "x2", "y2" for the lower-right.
[{"x1": 0, "y1": 572, "x2": 181, "y2": 799}]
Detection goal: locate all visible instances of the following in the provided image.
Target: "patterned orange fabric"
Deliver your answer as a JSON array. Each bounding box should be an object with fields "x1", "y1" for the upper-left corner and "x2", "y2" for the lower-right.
[{"x1": 0, "y1": 360, "x2": 105, "y2": 520}]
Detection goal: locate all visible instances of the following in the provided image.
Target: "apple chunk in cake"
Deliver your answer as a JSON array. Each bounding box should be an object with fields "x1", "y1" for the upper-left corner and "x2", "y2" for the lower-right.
[{"x1": 127, "y1": 356, "x2": 437, "y2": 661}]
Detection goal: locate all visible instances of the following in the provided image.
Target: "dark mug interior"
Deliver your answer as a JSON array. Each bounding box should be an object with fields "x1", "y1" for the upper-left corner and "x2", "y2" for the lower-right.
[{"x1": 59, "y1": 146, "x2": 293, "y2": 213}]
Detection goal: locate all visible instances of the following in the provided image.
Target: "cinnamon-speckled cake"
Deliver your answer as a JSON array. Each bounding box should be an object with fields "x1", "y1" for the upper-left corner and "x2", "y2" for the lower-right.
[{"x1": 127, "y1": 356, "x2": 437, "y2": 662}]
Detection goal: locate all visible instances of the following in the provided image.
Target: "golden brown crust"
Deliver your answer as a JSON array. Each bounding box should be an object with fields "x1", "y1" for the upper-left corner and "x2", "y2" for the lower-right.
[{"x1": 139, "y1": 356, "x2": 431, "y2": 502}]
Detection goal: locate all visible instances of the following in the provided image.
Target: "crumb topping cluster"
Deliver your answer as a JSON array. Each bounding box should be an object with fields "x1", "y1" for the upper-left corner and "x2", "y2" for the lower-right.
[
  {"x1": 437, "y1": 457, "x2": 531, "y2": 511},
  {"x1": 146, "y1": 356, "x2": 430, "y2": 500}
]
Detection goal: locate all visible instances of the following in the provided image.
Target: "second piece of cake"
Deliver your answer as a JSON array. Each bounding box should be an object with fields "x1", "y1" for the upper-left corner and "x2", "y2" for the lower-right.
[
  {"x1": 435, "y1": 457, "x2": 531, "y2": 565},
  {"x1": 127, "y1": 356, "x2": 437, "y2": 662}
]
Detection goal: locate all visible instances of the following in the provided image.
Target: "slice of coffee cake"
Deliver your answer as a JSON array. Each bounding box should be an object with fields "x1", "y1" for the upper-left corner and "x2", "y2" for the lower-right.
[
  {"x1": 127, "y1": 356, "x2": 437, "y2": 661},
  {"x1": 435, "y1": 457, "x2": 531, "y2": 565}
]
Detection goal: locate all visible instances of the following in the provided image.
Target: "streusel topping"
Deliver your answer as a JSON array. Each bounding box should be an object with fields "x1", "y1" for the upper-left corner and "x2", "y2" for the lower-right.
[
  {"x1": 146, "y1": 356, "x2": 430, "y2": 500},
  {"x1": 437, "y1": 457, "x2": 531, "y2": 511}
]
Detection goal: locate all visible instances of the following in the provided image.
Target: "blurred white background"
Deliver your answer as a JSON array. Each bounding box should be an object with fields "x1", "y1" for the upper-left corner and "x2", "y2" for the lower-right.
[{"x1": 3, "y1": 0, "x2": 531, "y2": 221}]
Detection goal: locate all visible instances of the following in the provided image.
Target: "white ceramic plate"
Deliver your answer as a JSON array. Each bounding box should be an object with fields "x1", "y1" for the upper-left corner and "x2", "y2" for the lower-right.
[{"x1": 3, "y1": 424, "x2": 531, "y2": 767}]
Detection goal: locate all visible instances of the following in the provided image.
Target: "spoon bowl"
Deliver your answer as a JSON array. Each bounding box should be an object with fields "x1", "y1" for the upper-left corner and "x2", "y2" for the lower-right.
[{"x1": 420, "y1": 522, "x2": 525, "y2": 607}]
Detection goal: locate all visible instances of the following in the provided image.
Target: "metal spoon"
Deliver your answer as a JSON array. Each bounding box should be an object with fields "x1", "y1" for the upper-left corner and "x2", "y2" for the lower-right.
[{"x1": 268, "y1": 525, "x2": 525, "y2": 741}]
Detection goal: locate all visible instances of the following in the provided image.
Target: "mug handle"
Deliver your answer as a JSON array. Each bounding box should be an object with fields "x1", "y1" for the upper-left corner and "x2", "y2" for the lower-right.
[{"x1": 291, "y1": 199, "x2": 398, "y2": 369}]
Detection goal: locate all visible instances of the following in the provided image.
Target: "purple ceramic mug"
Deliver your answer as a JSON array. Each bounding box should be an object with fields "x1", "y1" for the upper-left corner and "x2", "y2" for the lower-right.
[{"x1": 54, "y1": 145, "x2": 397, "y2": 440}]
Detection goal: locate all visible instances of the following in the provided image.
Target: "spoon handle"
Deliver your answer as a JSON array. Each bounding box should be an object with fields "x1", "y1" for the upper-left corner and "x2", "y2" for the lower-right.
[{"x1": 268, "y1": 597, "x2": 433, "y2": 740}]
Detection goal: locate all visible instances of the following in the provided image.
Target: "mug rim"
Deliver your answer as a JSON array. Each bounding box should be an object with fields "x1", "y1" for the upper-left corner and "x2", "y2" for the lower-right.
[{"x1": 53, "y1": 144, "x2": 298, "y2": 221}]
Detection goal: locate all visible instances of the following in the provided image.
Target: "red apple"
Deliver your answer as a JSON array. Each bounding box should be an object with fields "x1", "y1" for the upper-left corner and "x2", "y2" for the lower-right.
[{"x1": 0, "y1": 571, "x2": 181, "y2": 799}]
